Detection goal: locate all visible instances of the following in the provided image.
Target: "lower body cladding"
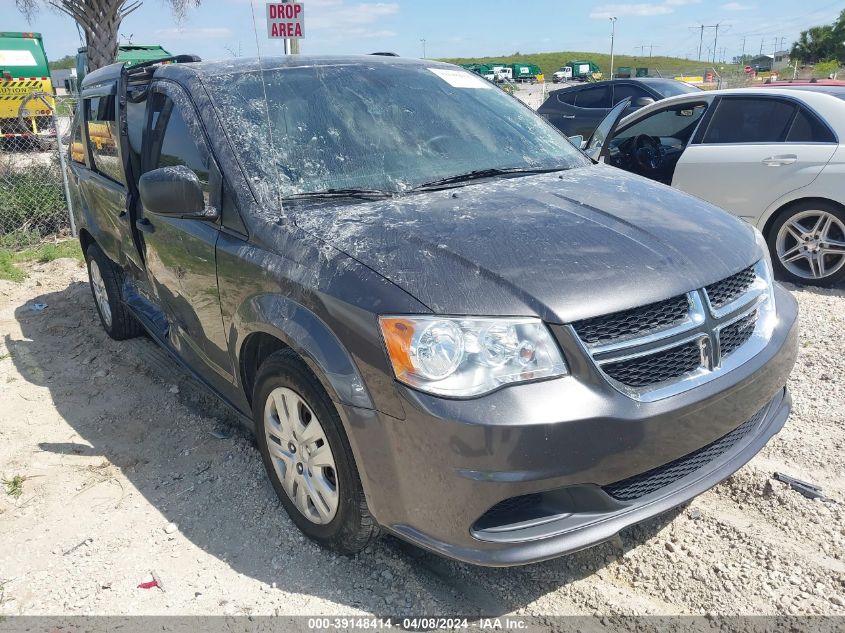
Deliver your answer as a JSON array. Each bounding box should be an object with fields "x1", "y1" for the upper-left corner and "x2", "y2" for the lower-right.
[{"x1": 342, "y1": 286, "x2": 799, "y2": 566}]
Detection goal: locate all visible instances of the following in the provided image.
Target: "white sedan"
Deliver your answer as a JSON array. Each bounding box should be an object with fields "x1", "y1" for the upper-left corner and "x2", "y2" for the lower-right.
[{"x1": 585, "y1": 87, "x2": 845, "y2": 286}]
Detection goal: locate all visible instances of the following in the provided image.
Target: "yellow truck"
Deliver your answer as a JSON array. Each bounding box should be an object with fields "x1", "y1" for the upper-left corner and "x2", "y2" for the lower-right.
[{"x1": 0, "y1": 31, "x2": 56, "y2": 149}]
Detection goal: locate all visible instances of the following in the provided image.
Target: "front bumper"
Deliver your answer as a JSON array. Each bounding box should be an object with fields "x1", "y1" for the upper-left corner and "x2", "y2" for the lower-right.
[{"x1": 342, "y1": 285, "x2": 798, "y2": 566}]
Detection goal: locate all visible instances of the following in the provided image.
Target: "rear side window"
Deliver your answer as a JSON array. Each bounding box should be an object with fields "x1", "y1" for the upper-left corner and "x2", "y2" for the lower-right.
[
  {"x1": 556, "y1": 90, "x2": 577, "y2": 105},
  {"x1": 703, "y1": 97, "x2": 796, "y2": 144},
  {"x1": 85, "y1": 95, "x2": 125, "y2": 184},
  {"x1": 575, "y1": 86, "x2": 611, "y2": 109},
  {"x1": 612, "y1": 84, "x2": 650, "y2": 105},
  {"x1": 69, "y1": 111, "x2": 85, "y2": 165},
  {"x1": 786, "y1": 108, "x2": 836, "y2": 143}
]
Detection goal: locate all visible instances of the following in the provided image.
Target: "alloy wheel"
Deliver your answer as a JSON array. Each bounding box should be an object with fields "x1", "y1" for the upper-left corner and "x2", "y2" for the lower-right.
[
  {"x1": 89, "y1": 259, "x2": 112, "y2": 328},
  {"x1": 776, "y1": 210, "x2": 845, "y2": 281},
  {"x1": 263, "y1": 386, "x2": 339, "y2": 524}
]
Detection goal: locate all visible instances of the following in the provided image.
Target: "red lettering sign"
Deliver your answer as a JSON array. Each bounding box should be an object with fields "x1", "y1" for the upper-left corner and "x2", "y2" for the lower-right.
[{"x1": 266, "y1": 2, "x2": 305, "y2": 39}]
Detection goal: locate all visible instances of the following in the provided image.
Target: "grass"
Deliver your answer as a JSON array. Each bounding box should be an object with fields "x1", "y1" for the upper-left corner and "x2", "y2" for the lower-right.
[
  {"x1": 0, "y1": 240, "x2": 82, "y2": 282},
  {"x1": 439, "y1": 50, "x2": 742, "y2": 79},
  {"x1": 3, "y1": 475, "x2": 28, "y2": 498}
]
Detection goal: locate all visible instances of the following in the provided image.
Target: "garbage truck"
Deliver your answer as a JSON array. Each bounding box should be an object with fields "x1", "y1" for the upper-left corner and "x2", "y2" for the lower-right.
[
  {"x1": 0, "y1": 31, "x2": 56, "y2": 149},
  {"x1": 71, "y1": 43, "x2": 171, "y2": 92}
]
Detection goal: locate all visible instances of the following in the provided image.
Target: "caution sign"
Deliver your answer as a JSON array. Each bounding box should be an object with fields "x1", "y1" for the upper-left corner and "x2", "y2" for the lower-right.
[{"x1": 267, "y1": 2, "x2": 304, "y2": 39}]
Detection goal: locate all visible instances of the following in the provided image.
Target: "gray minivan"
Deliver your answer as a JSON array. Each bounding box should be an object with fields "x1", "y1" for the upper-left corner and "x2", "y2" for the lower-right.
[{"x1": 66, "y1": 55, "x2": 797, "y2": 566}]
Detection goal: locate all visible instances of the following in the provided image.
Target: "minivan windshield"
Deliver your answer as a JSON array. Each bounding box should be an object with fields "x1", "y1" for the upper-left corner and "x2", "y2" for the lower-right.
[{"x1": 206, "y1": 61, "x2": 590, "y2": 198}]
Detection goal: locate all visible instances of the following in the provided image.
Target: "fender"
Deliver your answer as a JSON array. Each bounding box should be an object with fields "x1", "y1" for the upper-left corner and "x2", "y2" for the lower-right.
[{"x1": 233, "y1": 293, "x2": 375, "y2": 410}]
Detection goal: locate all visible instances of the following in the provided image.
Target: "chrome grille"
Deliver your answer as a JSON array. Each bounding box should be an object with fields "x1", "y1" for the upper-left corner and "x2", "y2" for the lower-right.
[
  {"x1": 602, "y1": 340, "x2": 702, "y2": 388},
  {"x1": 705, "y1": 266, "x2": 756, "y2": 311},
  {"x1": 603, "y1": 403, "x2": 768, "y2": 501},
  {"x1": 572, "y1": 294, "x2": 689, "y2": 346},
  {"x1": 571, "y1": 260, "x2": 773, "y2": 402}
]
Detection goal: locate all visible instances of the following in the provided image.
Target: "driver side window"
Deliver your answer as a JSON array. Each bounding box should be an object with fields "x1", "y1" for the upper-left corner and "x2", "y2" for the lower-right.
[
  {"x1": 614, "y1": 103, "x2": 708, "y2": 146},
  {"x1": 144, "y1": 87, "x2": 212, "y2": 204}
]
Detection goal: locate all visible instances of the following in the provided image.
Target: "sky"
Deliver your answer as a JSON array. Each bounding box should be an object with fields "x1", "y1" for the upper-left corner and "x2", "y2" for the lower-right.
[{"x1": 11, "y1": 0, "x2": 845, "y2": 65}]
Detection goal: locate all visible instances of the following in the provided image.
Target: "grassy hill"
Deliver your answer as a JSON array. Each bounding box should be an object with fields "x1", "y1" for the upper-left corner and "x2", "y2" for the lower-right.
[{"x1": 439, "y1": 51, "x2": 741, "y2": 78}]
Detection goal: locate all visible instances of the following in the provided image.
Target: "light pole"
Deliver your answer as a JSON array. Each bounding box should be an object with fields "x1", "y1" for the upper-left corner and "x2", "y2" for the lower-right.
[
  {"x1": 420, "y1": 38, "x2": 426, "y2": 59},
  {"x1": 609, "y1": 17, "x2": 617, "y2": 79}
]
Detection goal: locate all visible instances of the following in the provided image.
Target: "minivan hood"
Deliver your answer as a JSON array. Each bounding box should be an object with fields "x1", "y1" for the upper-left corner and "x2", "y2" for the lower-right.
[{"x1": 292, "y1": 166, "x2": 761, "y2": 323}]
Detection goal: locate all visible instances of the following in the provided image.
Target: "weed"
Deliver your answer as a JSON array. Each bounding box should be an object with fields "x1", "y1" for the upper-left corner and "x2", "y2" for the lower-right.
[{"x1": 3, "y1": 474, "x2": 27, "y2": 498}]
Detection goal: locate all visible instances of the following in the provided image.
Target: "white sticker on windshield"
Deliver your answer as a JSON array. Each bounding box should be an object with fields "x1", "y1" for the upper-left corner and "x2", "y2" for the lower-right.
[{"x1": 428, "y1": 68, "x2": 492, "y2": 89}]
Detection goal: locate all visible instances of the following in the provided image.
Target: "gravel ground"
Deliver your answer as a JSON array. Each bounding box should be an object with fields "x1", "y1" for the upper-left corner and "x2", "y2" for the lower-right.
[{"x1": 0, "y1": 258, "x2": 843, "y2": 617}]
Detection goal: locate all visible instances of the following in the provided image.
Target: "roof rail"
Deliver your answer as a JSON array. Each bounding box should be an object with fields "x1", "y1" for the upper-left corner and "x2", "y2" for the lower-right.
[{"x1": 126, "y1": 54, "x2": 202, "y2": 74}]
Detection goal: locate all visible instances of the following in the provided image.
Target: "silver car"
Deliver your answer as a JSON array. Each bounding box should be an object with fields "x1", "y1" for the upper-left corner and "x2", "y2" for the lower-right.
[{"x1": 586, "y1": 87, "x2": 845, "y2": 286}]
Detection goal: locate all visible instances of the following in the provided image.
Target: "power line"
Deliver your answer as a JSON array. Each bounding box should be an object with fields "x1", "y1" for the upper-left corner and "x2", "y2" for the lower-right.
[{"x1": 635, "y1": 44, "x2": 660, "y2": 57}]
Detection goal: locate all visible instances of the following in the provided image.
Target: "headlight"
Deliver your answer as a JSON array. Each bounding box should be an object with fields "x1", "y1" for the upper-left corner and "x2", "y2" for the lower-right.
[
  {"x1": 752, "y1": 226, "x2": 774, "y2": 273},
  {"x1": 378, "y1": 316, "x2": 568, "y2": 397}
]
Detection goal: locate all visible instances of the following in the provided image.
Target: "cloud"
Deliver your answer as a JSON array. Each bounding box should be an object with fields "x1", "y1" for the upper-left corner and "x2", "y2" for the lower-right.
[
  {"x1": 721, "y1": 2, "x2": 753, "y2": 10},
  {"x1": 308, "y1": 1, "x2": 399, "y2": 28},
  {"x1": 590, "y1": 0, "x2": 699, "y2": 18},
  {"x1": 155, "y1": 27, "x2": 233, "y2": 39}
]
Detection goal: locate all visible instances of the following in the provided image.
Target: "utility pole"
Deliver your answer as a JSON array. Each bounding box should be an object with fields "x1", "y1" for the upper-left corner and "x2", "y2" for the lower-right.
[
  {"x1": 420, "y1": 38, "x2": 426, "y2": 58},
  {"x1": 691, "y1": 24, "x2": 725, "y2": 64},
  {"x1": 697, "y1": 24, "x2": 705, "y2": 61},
  {"x1": 712, "y1": 22, "x2": 721, "y2": 65},
  {"x1": 609, "y1": 17, "x2": 617, "y2": 79},
  {"x1": 740, "y1": 36, "x2": 746, "y2": 64}
]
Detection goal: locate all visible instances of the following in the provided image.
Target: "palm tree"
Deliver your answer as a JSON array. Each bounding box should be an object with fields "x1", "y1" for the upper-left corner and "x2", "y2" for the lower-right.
[{"x1": 15, "y1": 0, "x2": 199, "y2": 71}]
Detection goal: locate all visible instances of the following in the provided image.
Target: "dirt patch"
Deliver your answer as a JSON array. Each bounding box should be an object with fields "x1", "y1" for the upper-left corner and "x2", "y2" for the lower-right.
[{"x1": 0, "y1": 258, "x2": 843, "y2": 616}]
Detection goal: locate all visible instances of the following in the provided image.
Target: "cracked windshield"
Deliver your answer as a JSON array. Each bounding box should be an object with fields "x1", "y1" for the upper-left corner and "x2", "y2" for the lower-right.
[{"x1": 205, "y1": 62, "x2": 588, "y2": 199}]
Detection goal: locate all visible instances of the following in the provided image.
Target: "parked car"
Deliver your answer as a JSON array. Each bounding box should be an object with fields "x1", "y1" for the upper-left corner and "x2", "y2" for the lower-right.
[
  {"x1": 68, "y1": 55, "x2": 797, "y2": 566},
  {"x1": 584, "y1": 88, "x2": 845, "y2": 286},
  {"x1": 537, "y1": 78, "x2": 701, "y2": 138}
]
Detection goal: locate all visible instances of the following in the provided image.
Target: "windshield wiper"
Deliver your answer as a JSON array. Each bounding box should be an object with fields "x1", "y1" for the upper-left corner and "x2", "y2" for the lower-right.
[
  {"x1": 414, "y1": 167, "x2": 568, "y2": 190},
  {"x1": 282, "y1": 188, "x2": 392, "y2": 201}
]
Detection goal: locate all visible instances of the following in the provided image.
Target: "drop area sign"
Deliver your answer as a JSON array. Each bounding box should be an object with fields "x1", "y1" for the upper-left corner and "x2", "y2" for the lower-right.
[{"x1": 267, "y1": 2, "x2": 304, "y2": 39}]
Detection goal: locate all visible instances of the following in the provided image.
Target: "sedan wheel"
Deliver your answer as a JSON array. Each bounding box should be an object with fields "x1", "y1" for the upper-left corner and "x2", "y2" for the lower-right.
[
  {"x1": 263, "y1": 386, "x2": 339, "y2": 524},
  {"x1": 773, "y1": 208, "x2": 845, "y2": 284}
]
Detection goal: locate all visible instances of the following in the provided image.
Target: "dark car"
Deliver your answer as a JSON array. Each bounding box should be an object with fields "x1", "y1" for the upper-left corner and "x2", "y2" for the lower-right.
[
  {"x1": 67, "y1": 55, "x2": 797, "y2": 567},
  {"x1": 537, "y1": 78, "x2": 701, "y2": 139}
]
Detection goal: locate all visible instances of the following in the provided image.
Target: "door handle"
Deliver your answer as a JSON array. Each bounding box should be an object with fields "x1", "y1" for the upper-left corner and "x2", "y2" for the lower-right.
[
  {"x1": 762, "y1": 155, "x2": 797, "y2": 166},
  {"x1": 561, "y1": 115, "x2": 576, "y2": 119},
  {"x1": 136, "y1": 218, "x2": 155, "y2": 234}
]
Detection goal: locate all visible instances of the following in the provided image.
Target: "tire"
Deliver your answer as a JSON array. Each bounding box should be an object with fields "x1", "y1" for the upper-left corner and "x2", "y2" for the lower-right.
[
  {"x1": 766, "y1": 200, "x2": 845, "y2": 287},
  {"x1": 253, "y1": 348, "x2": 379, "y2": 555},
  {"x1": 85, "y1": 243, "x2": 144, "y2": 340}
]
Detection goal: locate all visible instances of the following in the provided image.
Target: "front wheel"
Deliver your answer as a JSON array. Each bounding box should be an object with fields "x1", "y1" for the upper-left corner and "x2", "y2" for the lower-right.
[
  {"x1": 768, "y1": 201, "x2": 845, "y2": 286},
  {"x1": 253, "y1": 349, "x2": 379, "y2": 555},
  {"x1": 85, "y1": 243, "x2": 144, "y2": 340}
]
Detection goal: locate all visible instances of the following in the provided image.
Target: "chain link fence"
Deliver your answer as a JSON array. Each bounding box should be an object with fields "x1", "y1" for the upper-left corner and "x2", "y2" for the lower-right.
[{"x1": 0, "y1": 93, "x2": 77, "y2": 250}]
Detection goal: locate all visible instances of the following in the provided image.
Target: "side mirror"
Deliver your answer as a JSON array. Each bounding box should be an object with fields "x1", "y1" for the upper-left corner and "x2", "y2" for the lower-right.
[
  {"x1": 139, "y1": 165, "x2": 216, "y2": 220},
  {"x1": 634, "y1": 96, "x2": 656, "y2": 107},
  {"x1": 568, "y1": 134, "x2": 584, "y2": 148}
]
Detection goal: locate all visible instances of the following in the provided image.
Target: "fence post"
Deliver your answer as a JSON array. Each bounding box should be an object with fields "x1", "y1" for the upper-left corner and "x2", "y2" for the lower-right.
[{"x1": 52, "y1": 97, "x2": 77, "y2": 237}]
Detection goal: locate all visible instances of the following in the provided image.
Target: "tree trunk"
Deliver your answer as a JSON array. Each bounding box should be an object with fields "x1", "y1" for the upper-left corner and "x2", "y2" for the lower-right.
[
  {"x1": 50, "y1": 0, "x2": 142, "y2": 72},
  {"x1": 84, "y1": 15, "x2": 119, "y2": 72}
]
